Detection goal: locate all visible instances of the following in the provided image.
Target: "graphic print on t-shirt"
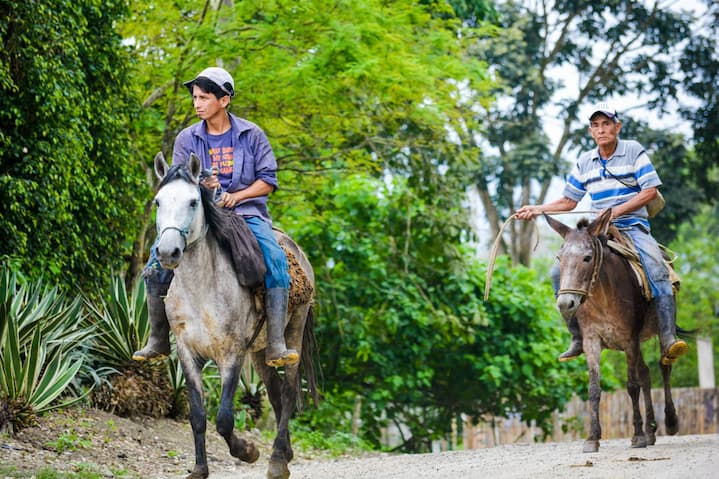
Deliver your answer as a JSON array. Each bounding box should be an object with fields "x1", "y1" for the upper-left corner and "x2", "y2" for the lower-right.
[{"x1": 209, "y1": 145, "x2": 234, "y2": 177}]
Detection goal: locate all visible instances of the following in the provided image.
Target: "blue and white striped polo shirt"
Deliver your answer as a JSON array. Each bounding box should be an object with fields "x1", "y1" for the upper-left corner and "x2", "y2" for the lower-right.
[{"x1": 563, "y1": 139, "x2": 662, "y2": 229}]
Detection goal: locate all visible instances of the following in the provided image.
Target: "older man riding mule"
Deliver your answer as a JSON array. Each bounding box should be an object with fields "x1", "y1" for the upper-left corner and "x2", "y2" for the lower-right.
[{"x1": 516, "y1": 100, "x2": 687, "y2": 366}]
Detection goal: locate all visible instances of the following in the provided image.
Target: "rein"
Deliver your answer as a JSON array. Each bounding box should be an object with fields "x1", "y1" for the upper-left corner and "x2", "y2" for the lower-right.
[{"x1": 483, "y1": 210, "x2": 596, "y2": 301}]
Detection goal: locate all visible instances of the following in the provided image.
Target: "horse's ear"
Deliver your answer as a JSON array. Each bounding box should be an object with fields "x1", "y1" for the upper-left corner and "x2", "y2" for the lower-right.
[
  {"x1": 188, "y1": 153, "x2": 202, "y2": 184},
  {"x1": 588, "y1": 208, "x2": 612, "y2": 237},
  {"x1": 543, "y1": 213, "x2": 570, "y2": 239},
  {"x1": 154, "y1": 152, "x2": 169, "y2": 180}
]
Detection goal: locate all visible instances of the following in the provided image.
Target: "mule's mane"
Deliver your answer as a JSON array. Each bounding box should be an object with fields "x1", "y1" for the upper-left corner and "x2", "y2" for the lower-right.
[{"x1": 576, "y1": 218, "x2": 590, "y2": 229}]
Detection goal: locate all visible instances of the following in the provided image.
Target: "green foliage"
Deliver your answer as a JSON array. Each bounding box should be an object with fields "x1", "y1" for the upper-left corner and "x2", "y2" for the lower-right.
[
  {"x1": 291, "y1": 422, "x2": 373, "y2": 457},
  {"x1": 293, "y1": 174, "x2": 585, "y2": 451},
  {"x1": 0, "y1": 0, "x2": 146, "y2": 290},
  {"x1": 45, "y1": 431, "x2": 92, "y2": 453},
  {"x1": 0, "y1": 269, "x2": 92, "y2": 432}
]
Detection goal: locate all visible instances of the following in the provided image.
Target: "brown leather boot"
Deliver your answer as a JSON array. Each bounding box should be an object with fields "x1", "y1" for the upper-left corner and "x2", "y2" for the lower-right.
[
  {"x1": 558, "y1": 316, "x2": 583, "y2": 362},
  {"x1": 264, "y1": 288, "x2": 299, "y2": 368}
]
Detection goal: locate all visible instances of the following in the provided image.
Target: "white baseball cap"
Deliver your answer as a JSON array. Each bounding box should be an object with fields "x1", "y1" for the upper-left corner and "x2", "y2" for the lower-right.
[
  {"x1": 588, "y1": 101, "x2": 619, "y2": 121},
  {"x1": 183, "y1": 67, "x2": 235, "y2": 97}
]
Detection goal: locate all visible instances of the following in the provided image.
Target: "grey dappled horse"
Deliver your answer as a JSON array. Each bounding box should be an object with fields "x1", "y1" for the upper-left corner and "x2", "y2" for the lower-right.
[
  {"x1": 153, "y1": 152, "x2": 318, "y2": 479},
  {"x1": 545, "y1": 209, "x2": 681, "y2": 453}
]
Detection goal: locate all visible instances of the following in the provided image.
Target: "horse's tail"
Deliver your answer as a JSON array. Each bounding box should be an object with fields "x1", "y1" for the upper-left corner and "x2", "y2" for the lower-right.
[
  {"x1": 677, "y1": 325, "x2": 698, "y2": 341},
  {"x1": 298, "y1": 304, "x2": 321, "y2": 409}
]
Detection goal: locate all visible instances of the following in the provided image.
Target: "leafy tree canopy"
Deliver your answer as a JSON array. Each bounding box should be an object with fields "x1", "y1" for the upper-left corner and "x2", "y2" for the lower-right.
[
  {"x1": 465, "y1": 0, "x2": 716, "y2": 265},
  {"x1": 0, "y1": 0, "x2": 145, "y2": 289}
]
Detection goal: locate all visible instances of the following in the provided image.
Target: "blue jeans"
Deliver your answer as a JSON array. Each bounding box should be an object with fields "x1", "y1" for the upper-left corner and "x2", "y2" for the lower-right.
[
  {"x1": 549, "y1": 224, "x2": 671, "y2": 298},
  {"x1": 143, "y1": 215, "x2": 290, "y2": 293}
]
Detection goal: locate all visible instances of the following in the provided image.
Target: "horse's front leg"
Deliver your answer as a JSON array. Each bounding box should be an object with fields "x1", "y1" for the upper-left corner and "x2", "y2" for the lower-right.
[
  {"x1": 216, "y1": 361, "x2": 259, "y2": 463},
  {"x1": 583, "y1": 338, "x2": 602, "y2": 453},
  {"x1": 625, "y1": 340, "x2": 647, "y2": 448},
  {"x1": 179, "y1": 352, "x2": 209, "y2": 479}
]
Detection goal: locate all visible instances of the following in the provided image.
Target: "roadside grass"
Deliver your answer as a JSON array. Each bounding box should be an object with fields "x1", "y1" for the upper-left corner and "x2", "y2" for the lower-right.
[{"x1": 0, "y1": 463, "x2": 131, "y2": 479}]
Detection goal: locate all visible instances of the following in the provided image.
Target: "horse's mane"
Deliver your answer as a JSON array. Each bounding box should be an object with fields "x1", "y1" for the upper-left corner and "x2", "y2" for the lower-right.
[{"x1": 161, "y1": 164, "x2": 265, "y2": 287}]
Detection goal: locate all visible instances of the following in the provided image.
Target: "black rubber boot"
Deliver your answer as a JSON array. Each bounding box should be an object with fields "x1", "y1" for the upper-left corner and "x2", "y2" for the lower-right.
[
  {"x1": 655, "y1": 295, "x2": 688, "y2": 365},
  {"x1": 558, "y1": 316, "x2": 583, "y2": 362},
  {"x1": 265, "y1": 287, "x2": 299, "y2": 368},
  {"x1": 132, "y1": 293, "x2": 171, "y2": 361}
]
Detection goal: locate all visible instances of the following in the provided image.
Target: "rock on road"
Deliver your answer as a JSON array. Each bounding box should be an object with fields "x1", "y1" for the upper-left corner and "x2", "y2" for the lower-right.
[{"x1": 177, "y1": 433, "x2": 717, "y2": 479}]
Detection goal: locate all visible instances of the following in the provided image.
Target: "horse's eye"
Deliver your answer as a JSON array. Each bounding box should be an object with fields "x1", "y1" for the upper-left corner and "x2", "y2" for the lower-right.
[
  {"x1": 583, "y1": 255, "x2": 592, "y2": 262},
  {"x1": 189, "y1": 199, "x2": 198, "y2": 209},
  {"x1": 153, "y1": 199, "x2": 159, "y2": 207}
]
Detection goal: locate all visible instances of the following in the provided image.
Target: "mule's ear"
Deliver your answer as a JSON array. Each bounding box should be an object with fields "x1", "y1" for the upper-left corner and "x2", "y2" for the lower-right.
[
  {"x1": 588, "y1": 208, "x2": 612, "y2": 236},
  {"x1": 544, "y1": 213, "x2": 570, "y2": 239},
  {"x1": 154, "y1": 152, "x2": 169, "y2": 180},
  {"x1": 188, "y1": 153, "x2": 202, "y2": 184}
]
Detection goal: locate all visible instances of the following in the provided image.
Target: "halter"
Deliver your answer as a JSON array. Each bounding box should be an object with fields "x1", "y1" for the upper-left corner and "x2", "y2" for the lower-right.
[
  {"x1": 557, "y1": 235, "x2": 604, "y2": 300},
  {"x1": 157, "y1": 186, "x2": 208, "y2": 251}
]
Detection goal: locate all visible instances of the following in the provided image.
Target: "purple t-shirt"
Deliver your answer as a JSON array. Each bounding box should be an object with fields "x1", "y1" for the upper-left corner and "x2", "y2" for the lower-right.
[{"x1": 172, "y1": 113, "x2": 278, "y2": 223}]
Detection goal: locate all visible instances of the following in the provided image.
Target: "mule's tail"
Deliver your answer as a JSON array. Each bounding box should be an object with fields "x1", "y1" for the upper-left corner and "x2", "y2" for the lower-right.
[{"x1": 297, "y1": 304, "x2": 321, "y2": 409}]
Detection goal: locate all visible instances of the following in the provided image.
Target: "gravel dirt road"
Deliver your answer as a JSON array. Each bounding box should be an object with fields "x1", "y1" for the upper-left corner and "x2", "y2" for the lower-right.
[
  {"x1": 3, "y1": 409, "x2": 716, "y2": 479},
  {"x1": 201, "y1": 433, "x2": 717, "y2": 479}
]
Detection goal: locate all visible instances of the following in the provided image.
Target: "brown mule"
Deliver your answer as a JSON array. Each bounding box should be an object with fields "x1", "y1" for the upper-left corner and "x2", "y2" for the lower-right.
[{"x1": 545, "y1": 209, "x2": 688, "y2": 453}]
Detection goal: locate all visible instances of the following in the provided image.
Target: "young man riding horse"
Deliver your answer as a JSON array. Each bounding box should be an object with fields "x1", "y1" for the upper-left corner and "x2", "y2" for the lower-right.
[
  {"x1": 516, "y1": 101, "x2": 688, "y2": 366},
  {"x1": 134, "y1": 66, "x2": 298, "y2": 368}
]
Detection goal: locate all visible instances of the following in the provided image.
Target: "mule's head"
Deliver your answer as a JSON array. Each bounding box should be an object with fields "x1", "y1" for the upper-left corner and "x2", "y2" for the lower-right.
[
  {"x1": 153, "y1": 152, "x2": 205, "y2": 269},
  {"x1": 544, "y1": 209, "x2": 612, "y2": 319}
]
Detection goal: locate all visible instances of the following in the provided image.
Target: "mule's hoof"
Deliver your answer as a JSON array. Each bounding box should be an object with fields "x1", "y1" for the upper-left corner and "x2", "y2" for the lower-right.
[
  {"x1": 186, "y1": 464, "x2": 209, "y2": 479},
  {"x1": 266, "y1": 350, "x2": 299, "y2": 368},
  {"x1": 665, "y1": 417, "x2": 679, "y2": 436},
  {"x1": 631, "y1": 435, "x2": 647, "y2": 448},
  {"x1": 583, "y1": 440, "x2": 600, "y2": 453},
  {"x1": 267, "y1": 459, "x2": 290, "y2": 479},
  {"x1": 646, "y1": 432, "x2": 656, "y2": 446},
  {"x1": 661, "y1": 340, "x2": 688, "y2": 365}
]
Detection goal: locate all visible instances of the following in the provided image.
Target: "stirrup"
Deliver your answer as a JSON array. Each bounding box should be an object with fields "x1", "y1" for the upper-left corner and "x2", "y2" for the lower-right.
[
  {"x1": 661, "y1": 339, "x2": 688, "y2": 366},
  {"x1": 558, "y1": 342, "x2": 583, "y2": 362},
  {"x1": 132, "y1": 347, "x2": 169, "y2": 362}
]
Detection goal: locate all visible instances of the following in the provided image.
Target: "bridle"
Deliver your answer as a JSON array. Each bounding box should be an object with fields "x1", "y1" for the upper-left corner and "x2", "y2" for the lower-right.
[
  {"x1": 557, "y1": 235, "x2": 604, "y2": 300},
  {"x1": 157, "y1": 185, "x2": 208, "y2": 251}
]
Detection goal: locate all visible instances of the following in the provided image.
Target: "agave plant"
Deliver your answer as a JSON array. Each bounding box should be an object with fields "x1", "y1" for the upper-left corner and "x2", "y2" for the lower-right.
[
  {"x1": 0, "y1": 269, "x2": 93, "y2": 433},
  {"x1": 83, "y1": 275, "x2": 175, "y2": 417},
  {"x1": 82, "y1": 276, "x2": 149, "y2": 371}
]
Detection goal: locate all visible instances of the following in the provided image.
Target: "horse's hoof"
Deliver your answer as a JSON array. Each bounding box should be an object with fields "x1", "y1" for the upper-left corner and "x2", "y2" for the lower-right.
[
  {"x1": 646, "y1": 432, "x2": 656, "y2": 446},
  {"x1": 186, "y1": 464, "x2": 209, "y2": 479},
  {"x1": 229, "y1": 436, "x2": 260, "y2": 463},
  {"x1": 240, "y1": 443, "x2": 260, "y2": 463},
  {"x1": 631, "y1": 435, "x2": 647, "y2": 448},
  {"x1": 267, "y1": 459, "x2": 290, "y2": 479},
  {"x1": 583, "y1": 440, "x2": 600, "y2": 453}
]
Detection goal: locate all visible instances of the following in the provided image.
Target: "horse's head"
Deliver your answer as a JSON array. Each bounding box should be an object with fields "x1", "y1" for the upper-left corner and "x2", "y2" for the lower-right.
[
  {"x1": 544, "y1": 209, "x2": 612, "y2": 319},
  {"x1": 153, "y1": 152, "x2": 206, "y2": 269}
]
